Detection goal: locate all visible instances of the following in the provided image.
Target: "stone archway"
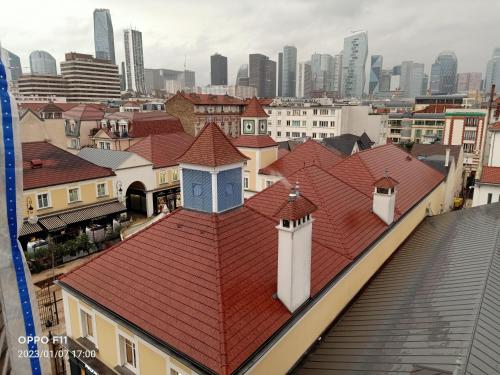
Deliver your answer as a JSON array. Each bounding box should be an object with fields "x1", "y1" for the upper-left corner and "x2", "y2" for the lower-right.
[{"x1": 125, "y1": 181, "x2": 147, "y2": 215}]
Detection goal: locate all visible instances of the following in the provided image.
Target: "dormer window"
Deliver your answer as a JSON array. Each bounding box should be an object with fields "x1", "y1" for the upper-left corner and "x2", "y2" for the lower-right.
[
  {"x1": 243, "y1": 120, "x2": 255, "y2": 134},
  {"x1": 259, "y1": 120, "x2": 267, "y2": 134}
]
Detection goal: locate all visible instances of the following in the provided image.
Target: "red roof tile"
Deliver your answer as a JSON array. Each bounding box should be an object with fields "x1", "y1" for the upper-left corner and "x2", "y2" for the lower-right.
[
  {"x1": 480, "y1": 166, "x2": 500, "y2": 184},
  {"x1": 241, "y1": 97, "x2": 268, "y2": 118},
  {"x1": 275, "y1": 192, "x2": 317, "y2": 220},
  {"x1": 259, "y1": 139, "x2": 344, "y2": 176},
  {"x1": 172, "y1": 92, "x2": 245, "y2": 106},
  {"x1": 374, "y1": 176, "x2": 398, "y2": 189},
  {"x1": 177, "y1": 123, "x2": 249, "y2": 167},
  {"x1": 127, "y1": 132, "x2": 194, "y2": 168},
  {"x1": 63, "y1": 104, "x2": 105, "y2": 121},
  {"x1": 489, "y1": 121, "x2": 500, "y2": 131},
  {"x1": 278, "y1": 148, "x2": 290, "y2": 158},
  {"x1": 232, "y1": 135, "x2": 277, "y2": 148},
  {"x1": 129, "y1": 117, "x2": 184, "y2": 138},
  {"x1": 22, "y1": 142, "x2": 114, "y2": 190}
]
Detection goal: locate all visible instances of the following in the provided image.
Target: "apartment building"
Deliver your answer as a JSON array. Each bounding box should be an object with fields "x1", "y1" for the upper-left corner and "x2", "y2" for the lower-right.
[
  {"x1": 17, "y1": 74, "x2": 70, "y2": 99},
  {"x1": 60, "y1": 52, "x2": 120, "y2": 102}
]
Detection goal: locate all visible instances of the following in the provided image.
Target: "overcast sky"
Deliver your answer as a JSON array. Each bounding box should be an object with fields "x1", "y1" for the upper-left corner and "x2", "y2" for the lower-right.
[{"x1": 1, "y1": 0, "x2": 499, "y2": 86}]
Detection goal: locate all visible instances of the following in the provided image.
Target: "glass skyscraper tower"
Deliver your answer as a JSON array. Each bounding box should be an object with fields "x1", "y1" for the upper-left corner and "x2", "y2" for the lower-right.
[
  {"x1": 341, "y1": 30, "x2": 368, "y2": 98},
  {"x1": 93, "y1": 9, "x2": 116, "y2": 64}
]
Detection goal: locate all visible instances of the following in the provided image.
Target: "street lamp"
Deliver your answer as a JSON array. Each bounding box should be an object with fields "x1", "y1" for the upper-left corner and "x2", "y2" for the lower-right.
[
  {"x1": 116, "y1": 181, "x2": 124, "y2": 203},
  {"x1": 26, "y1": 197, "x2": 38, "y2": 224}
]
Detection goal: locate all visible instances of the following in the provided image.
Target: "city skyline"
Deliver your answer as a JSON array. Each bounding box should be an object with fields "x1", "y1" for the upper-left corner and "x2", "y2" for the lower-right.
[{"x1": 0, "y1": 0, "x2": 499, "y2": 87}]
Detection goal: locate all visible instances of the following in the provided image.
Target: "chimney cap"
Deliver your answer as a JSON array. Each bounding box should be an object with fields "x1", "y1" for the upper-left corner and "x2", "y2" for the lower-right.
[
  {"x1": 373, "y1": 175, "x2": 398, "y2": 189},
  {"x1": 276, "y1": 189, "x2": 317, "y2": 221}
]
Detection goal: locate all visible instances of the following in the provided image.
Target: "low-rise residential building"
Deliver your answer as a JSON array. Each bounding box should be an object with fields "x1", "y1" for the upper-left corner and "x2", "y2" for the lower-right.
[
  {"x1": 92, "y1": 112, "x2": 185, "y2": 151},
  {"x1": 63, "y1": 104, "x2": 106, "y2": 151},
  {"x1": 57, "y1": 122, "x2": 448, "y2": 375},
  {"x1": 19, "y1": 142, "x2": 125, "y2": 250},
  {"x1": 322, "y1": 132, "x2": 373, "y2": 156},
  {"x1": 165, "y1": 92, "x2": 246, "y2": 137},
  {"x1": 443, "y1": 108, "x2": 488, "y2": 176}
]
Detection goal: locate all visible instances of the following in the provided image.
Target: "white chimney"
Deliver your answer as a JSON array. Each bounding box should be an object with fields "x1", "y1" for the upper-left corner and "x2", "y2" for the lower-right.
[
  {"x1": 276, "y1": 187, "x2": 316, "y2": 313},
  {"x1": 445, "y1": 148, "x2": 451, "y2": 167},
  {"x1": 373, "y1": 175, "x2": 398, "y2": 225}
]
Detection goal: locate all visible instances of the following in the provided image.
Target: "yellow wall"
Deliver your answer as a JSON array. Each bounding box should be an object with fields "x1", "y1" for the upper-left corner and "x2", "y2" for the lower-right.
[
  {"x1": 248, "y1": 182, "x2": 445, "y2": 375},
  {"x1": 139, "y1": 343, "x2": 167, "y2": 375},
  {"x1": 67, "y1": 296, "x2": 81, "y2": 338},
  {"x1": 95, "y1": 315, "x2": 118, "y2": 366},
  {"x1": 242, "y1": 150, "x2": 257, "y2": 191},
  {"x1": 23, "y1": 178, "x2": 115, "y2": 218},
  {"x1": 155, "y1": 167, "x2": 180, "y2": 188},
  {"x1": 260, "y1": 148, "x2": 277, "y2": 169}
]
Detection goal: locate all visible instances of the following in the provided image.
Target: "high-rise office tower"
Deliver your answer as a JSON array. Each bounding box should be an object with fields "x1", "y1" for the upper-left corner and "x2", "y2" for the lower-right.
[
  {"x1": 0, "y1": 48, "x2": 22, "y2": 81},
  {"x1": 277, "y1": 52, "x2": 283, "y2": 97},
  {"x1": 296, "y1": 61, "x2": 312, "y2": 98},
  {"x1": 210, "y1": 53, "x2": 227, "y2": 85},
  {"x1": 429, "y1": 51, "x2": 458, "y2": 94},
  {"x1": 341, "y1": 30, "x2": 368, "y2": 98},
  {"x1": 281, "y1": 45, "x2": 297, "y2": 97},
  {"x1": 379, "y1": 69, "x2": 392, "y2": 92},
  {"x1": 485, "y1": 48, "x2": 500, "y2": 92},
  {"x1": 369, "y1": 55, "x2": 383, "y2": 95},
  {"x1": 400, "y1": 61, "x2": 425, "y2": 98},
  {"x1": 311, "y1": 53, "x2": 335, "y2": 92},
  {"x1": 456, "y1": 72, "x2": 482, "y2": 93},
  {"x1": 249, "y1": 53, "x2": 276, "y2": 98},
  {"x1": 120, "y1": 61, "x2": 126, "y2": 91},
  {"x1": 332, "y1": 53, "x2": 343, "y2": 94},
  {"x1": 29, "y1": 50, "x2": 57, "y2": 75},
  {"x1": 93, "y1": 9, "x2": 116, "y2": 64},
  {"x1": 124, "y1": 28, "x2": 145, "y2": 93},
  {"x1": 236, "y1": 64, "x2": 249, "y2": 86}
]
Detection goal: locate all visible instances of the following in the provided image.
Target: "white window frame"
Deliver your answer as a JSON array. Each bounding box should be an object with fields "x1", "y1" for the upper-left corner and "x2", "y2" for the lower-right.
[
  {"x1": 96, "y1": 182, "x2": 108, "y2": 197},
  {"x1": 79, "y1": 307, "x2": 97, "y2": 344},
  {"x1": 168, "y1": 365, "x2": 188, "y2": 375},
  {"x1": 67, "y1": 186, "x2": 81, "y2": 203},
  {"x1": 117, "y1": 331, "x2": 138, "y2": 373},
  {"x1": 36, "y1": 192, "x2": 51, "y2": 209},
  {"x1": 244, "y1": 177, "x2": 249, "y2": 190},
  {"x1": 172, "y1": 170, "x2": 179, "y2": 181},
  {"x1": 159, "y1": 171, "x2": 167, "y2": 184},
  {"x1": 99, "y1": 141, "x2": 111, "y2": 150}
]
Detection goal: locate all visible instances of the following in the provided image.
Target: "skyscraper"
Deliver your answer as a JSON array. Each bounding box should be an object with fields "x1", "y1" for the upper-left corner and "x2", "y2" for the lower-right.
[
  {"x1": 0, "y1": 48, "x2": 22, "y2": 81},
  {"x1": 210, "y1": 53, "x2": 227, "y2": 85},
  {"x1": 120, "y1": 61, "x2": 126, "y2": 91},
  {"x1": 429, "y1": 51, "x2": 458, "y2": 94},
  {"x1": 400, "y1": 61, "x2": 425, "y2": 98},
  {"x1": 379, "y1": 69, "x2": 392, "y2": 92},
  {"x1": 296, "y1": 61, "x2": 312, "y2": 98},
  {"x1": 310, "y1": 53, "x2": 335, "y2": 93},
  {"x1": 369, "y1": 55, "x2": 383, "y2": 95},
  {"x1": 332, "y1": 53, "x2": 343, "y2": 94},
  {"x1": 93, "y1": 9, "x2": 116, "y2": 64},
  {"x1": 124, "y1": 28, "x2": 145, "y2": 93},
  {"x1": 456, "y1": 72, "x2": 482, "y2": 93},
  {"x1": 341, "y1": 30, "x2": 368, "y2": 98},
  {"x1": 29, "y1": 50, "x2": 57, "y2": 75},
  {"x1": 281, "y1": 45, "x2": 297, "y2": 97},
  {"x1": 236, "y1": 64, "x2": 249, "y2": 86},
  {"x1": 249, "y1": 53, "x2": 276, "y2": 98},
  {"x1": 485, "y1": 48, "x2": 500, "y2": 92},
  {"x1": 277, "y1": 52, "x2": 283, "y2": 97}
]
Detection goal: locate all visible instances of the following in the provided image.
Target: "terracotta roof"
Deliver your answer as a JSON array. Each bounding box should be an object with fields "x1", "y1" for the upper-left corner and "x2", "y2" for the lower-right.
[
  {"x1": 489, "y1": 121, "x2": 500, "y2": 131},
  {"x1": 480, "y1": 166, "x2": 500, "y2": 184},
  {"x1": 275, "y1": 192, "x2": 317, "y2": 220},
  {"x1": 374, "y1": 176, "x2": 399, "y2": 189},
  {"x1": 22, "y1": 142, "x2": 114, "y2": 190},
  {"x1": 128, "y1": 116, "x2": 184, "y2": 138},
  {"x1": 127, "y1": 132, "x2": 194, "y2": 168},
  {"x1": 331, "y1": 144, "x2": 444, "y2": 216},
  {"x1": 63, "y1": 104, "x2": 105, "y2": 121},
  {"x1": 172, "y1": 92, "x2": 245, "y2": 106},
  {"x1": 241, "y1": 97, "x2": 268, "y2": 118},
  {"x1": 176, "y1": 122, "x2": 249, "y2": 167},
  {"x1": 232, "y1": 135, "x2": 277, "y2": 148},
  {"x1": 278, "y1": 148, "x2": 290, "y2": 158},
  {"x1": 259, "y1": 139, "x2": 344, "y2": 176},
  {"x1": 59, "y1": 144, "x2": 444, "y2": 375},
  {"x1": 411, "y1": 143, "x2": 462, "y2": 164}
]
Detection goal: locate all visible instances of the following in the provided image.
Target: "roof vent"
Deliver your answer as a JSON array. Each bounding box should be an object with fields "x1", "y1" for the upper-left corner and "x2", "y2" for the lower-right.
[
  {"x1": 406, "y1": 155, "x2": 412, "y2": 161},
  {"x1": 30, "y1": 159, "x2": 43, "y2": 169}
]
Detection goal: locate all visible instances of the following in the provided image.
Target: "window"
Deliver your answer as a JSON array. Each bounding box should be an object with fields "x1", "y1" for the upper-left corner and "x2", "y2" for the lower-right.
[
  {"x1": 302, "y1": 111, "x2": 307, "y2": 115},
  {"x1": 96, "y1": 183, "x2": 107, "y2": 197},
  {"x1": 159, "y1": 172, "x2": 167, "y2": 184},
  {"x1": 36, "y1": 193, "x2": 50, "y2": 209},
  {"x1": 277, "y1": 120, "x2": 281, "y2": 126},
  {"x1": 268, "y1": 110, "x2": 272, "y2": 114},
  {"x1": 313, "y1": 109, "x2": 318, "y2": 115},
  {"x1": 98, "y1": 141, "x2": 111, "y2": 150},
  {"x1": 312, "y1": 133, "x2": 317, "y2": 139},
  {"x1": 286, "y1": 111, "x2": 291, "y2": 115},
  {"x1": 487, "y1": 193, "x2": 493, "y2": 204},
  {"x1": 312, "y1": 121, "x2": 317, "y2": 127},
  {"x1": 266, "y1": 180, "x2": 273, "y2": 187},
  {"x1": 320, "y1": 109, "x2": 329, "y2": 115},
  {"x1": 330, "y1": 121, "x2": 335, "y2": 127},
  {"x1": 268, "y1": 131, "x2": 271, "y2": 136},
  {"x1": 68, "y1": 187, "x2": 80, "y2": 203},
  {"x1": 319, "y1": 121, "x2": 328, "y2": 127},
  {"x1": 277, "y1": 131, "x2": 281, "y2": 137},
  {"x1": 119, "y1": 335, "x2": 136, "y2": 370},
  {"x1": 277, "y1": 111, "x2": 281, "y2": 115},
  {"x1": 80, "y1": 310, "x2": 94, "y2": 341},
  {"x1": 292, "y1": 120, "x2": 300, "y2": 127},
  {"x1": 292, "y1": 132, "x2": 300, "y2": 138},
  {"x1": 463, "y1": 143, "x2": 474, "y2": 153},
  {"x1": 302, "y1": 132, "x2": 306, "y2": 137},
  {"x1": 170, "y1": 368, "x2": 187, "y2": 375},
  {"x1": 415, "y1": 129, "x2": 422, "y2": 137},
  {"x1": 292, "y1": 110, "x2": 300, "y2": 115},
  {"x1": 70, "y1": 138, "x2": 80, "y2": 149},
  {"x1": 319, "y1": 133, "x2": 328, "y2": 138},
  {"x1": 286, "y1": 120, "x2": 291, "y2": 126},
  {"x1": 286, "y1": 132, "x2": 290, "y2": 137},
  {"x1": 172, "y1": 170, "x2": 179, "y2": 181},
  {"x1": 302, "y1": 121, "x2": 306, "y2": 127},
  {"x1": 244, "y1": 177, "x2": 249, "y2": 189}
]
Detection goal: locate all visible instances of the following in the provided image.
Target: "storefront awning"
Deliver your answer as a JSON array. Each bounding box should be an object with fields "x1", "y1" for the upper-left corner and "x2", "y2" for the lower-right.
[
  {"x1": 59, "y1": 201, "x2": 126, "y2": 225},
  {"x1": 39, "y1": 216, "x2": 66, "y2": 231},
  {"x1": 19, "y1": 222, "x2": 44, "y2": 237}
]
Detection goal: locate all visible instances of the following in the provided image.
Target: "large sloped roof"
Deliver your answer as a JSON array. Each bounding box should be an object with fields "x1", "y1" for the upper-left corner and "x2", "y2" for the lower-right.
[
  {"x1": 176, "y1": 122, "x2": 249, "y2": 167},
  {"x1": 479, "y1": 166, "x2": 500, "y2": 184},
  {"x1": 293, "y1": 203, "x2": 500, "y2": 375},
  {"x1": 259, "y1": 139, "x2": 345, "y2": 177},
  {"x1": 241, "y1": 96, "x2": 268, "y2": 118}
]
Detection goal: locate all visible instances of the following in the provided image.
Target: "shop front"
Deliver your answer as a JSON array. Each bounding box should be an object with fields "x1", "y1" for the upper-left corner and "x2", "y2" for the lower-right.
[{"x1": 152, "y1": 186, "x2": 181, "y2": 214}]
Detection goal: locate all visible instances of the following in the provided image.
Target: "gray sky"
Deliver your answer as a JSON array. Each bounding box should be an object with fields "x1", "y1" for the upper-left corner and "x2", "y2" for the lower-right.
[{"x1": 1, "y1": 0, "x2": 499, "y2": 86}]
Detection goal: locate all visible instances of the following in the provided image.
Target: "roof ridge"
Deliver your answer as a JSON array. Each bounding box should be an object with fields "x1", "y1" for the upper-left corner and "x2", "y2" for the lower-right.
[{"x1": 211, "y1": 214, "x2": 229, "y2": 375}]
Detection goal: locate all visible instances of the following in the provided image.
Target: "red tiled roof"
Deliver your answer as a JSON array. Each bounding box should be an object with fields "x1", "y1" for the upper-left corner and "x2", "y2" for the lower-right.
[
  {"x1": 331, "y1": 145, "x2": 444, "y2": 216},
  {"x1": 172, "y1": 92, "x2": 245, "y2": 106},
  {"x1": 59, "y1": 144, "x2": 444, "y2": 375},
  {"x1": 63, "y1": 104, "x2": 105, "y2": 121},
  {"x1": 241, "y1": 97, "x2": 268, "y2": 118},
  {"x1": 127, "y1": 132, "x2": 194, "y2": 168},
  {"x1": 275, "y1": 192, "x2": 317, "y2": 220},
  {"x1": 278, "y1": 148, "x2": 290, "y2": 158},
  {"x1": 128, "y1": 115, "x2": 184, "y2": 138},
  {"x1": 177, "y1": 123, "x2": 249, "y2": 167},
  {"x1": 22, "y1": 142, "x2": 114, "y2": 190},
  {"x1": 259, "y1": 139, "x2": 344, "y2": 176},
  {"x1": 232, "y1": 135, "x2": 277, "y2": 148},
  {"x1": 489, "y1": 122, "x2": 500, "y2": 131},
  {"x1": 480, "y1": 166, "x2": 500, "y2": 184},
  {"x1": 374, "y1": 176, "x2": 398, "y2": 189}
]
